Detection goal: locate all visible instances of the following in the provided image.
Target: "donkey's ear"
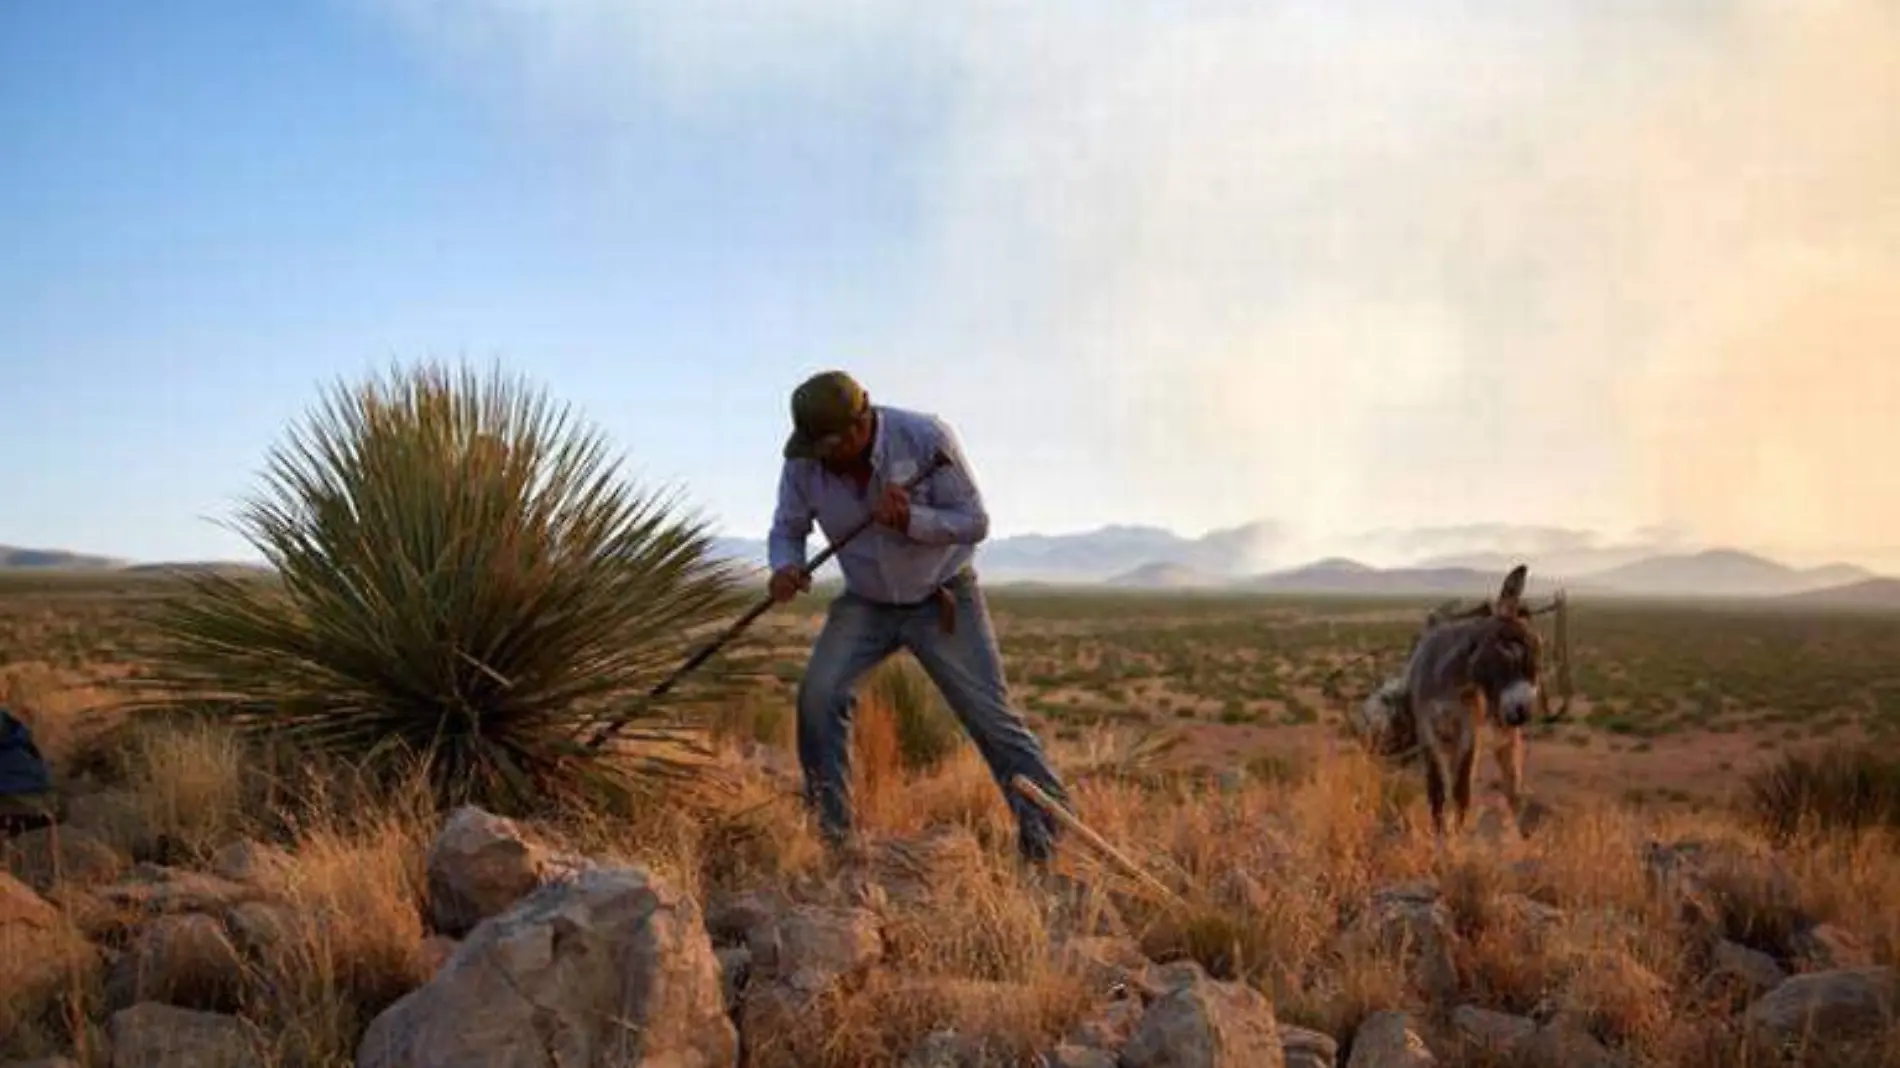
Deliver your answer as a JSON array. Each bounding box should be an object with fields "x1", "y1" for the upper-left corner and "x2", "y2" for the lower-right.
[{"x1": 1494, "y1": 564, "x2": 1528, "y2": 616}]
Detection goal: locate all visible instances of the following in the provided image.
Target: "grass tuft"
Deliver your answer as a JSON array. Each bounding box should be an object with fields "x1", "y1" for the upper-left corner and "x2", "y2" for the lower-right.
[{"x1": 866, "y1": 655, "x2": 965, "y2": 774}]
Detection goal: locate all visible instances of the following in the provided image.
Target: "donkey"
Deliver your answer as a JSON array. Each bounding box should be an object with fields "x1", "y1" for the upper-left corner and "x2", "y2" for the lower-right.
[{"x1": 1402, "y1": 565, "x2": 1545, "y2": 842}]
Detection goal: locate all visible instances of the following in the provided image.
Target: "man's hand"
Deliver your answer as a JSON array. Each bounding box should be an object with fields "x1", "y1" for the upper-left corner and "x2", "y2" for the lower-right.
[
  {"x1": 768, "y1": 565, "x2": 811, "y2": 604},
  {"x1": 872, "y1": 482, "x2": 910, "y2": 532}
]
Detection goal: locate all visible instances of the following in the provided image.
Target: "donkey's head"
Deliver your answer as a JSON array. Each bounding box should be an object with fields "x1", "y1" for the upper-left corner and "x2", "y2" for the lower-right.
[{"x1": 1469, "y1": 565, "x2": 1542, "y2": 727}]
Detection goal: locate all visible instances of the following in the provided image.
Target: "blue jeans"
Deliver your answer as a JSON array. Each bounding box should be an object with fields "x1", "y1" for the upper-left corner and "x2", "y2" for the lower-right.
[{"x1": 795, "y1": 573, "x2": 1071, "y2": 861}]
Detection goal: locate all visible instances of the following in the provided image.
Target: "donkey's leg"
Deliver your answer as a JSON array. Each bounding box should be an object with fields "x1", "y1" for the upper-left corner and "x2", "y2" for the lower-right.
[
  {"x1": 1493, "y1": 725, "x2": 1526, "y2": 816},
  {"x1": 1424, "y1": 748, "x2": 1453, "y2": 864},
  {"x1": 1423, "y1": 747, "x2": 1448, "y2": 841},
  {"x1": 1452, "y1": 739, "x2": 1478, "y2": 835},
  {"x1": 1449, "y1": 695, "x2": 1484, "y2": 834},
  {"x1": 1418, "y1": 701, "x2": 1450, "y2": 840}
]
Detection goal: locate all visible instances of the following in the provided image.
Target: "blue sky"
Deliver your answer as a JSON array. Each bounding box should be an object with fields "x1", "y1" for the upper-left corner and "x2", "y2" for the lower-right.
[
  {"x1": 5, "y1": 1, "x2": 1899, "y2": 569},
  {"x1": 1, "y1": 0, "x2": 945, "y2": 562}
]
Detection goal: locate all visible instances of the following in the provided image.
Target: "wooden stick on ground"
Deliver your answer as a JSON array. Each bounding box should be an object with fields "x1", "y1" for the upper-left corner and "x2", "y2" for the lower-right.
[{"x1": 1010, "y1": 774, "x2": 1184, "y2": 907}]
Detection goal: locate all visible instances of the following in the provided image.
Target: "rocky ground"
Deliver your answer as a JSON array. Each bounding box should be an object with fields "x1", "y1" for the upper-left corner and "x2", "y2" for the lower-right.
[{"x1": 3, "y1": 719, "x2": 1899, "y2": 1067}]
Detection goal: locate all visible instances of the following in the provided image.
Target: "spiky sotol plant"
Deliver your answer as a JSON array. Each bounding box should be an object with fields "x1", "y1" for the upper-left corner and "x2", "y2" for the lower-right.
[{"x1": 132, "y1": 361, "x2": 756, "y2": 813}]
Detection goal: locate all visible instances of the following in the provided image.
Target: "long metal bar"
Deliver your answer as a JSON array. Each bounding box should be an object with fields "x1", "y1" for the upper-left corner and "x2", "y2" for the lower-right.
[{"x1": 582, "y1": 449, "x2": 953, "y2": 752}]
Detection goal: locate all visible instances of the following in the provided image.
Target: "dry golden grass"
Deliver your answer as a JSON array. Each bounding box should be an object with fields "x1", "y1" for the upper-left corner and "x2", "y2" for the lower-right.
[
  {"x1": 5, "y1": 704, "x2": 1900, "y2": 1066},
  {"x1": 851, "y1": 687, "x2": 910, "y2": 835},
  {"x1": 248, "y1": 805, "x2": 434, "y2": 1065},
  {"x1": 1, "y1": 756, "x2": 435, "y2": 1067},
  {"x1": 120, "y1": 719, "x2": 248, "y2": 860},
  {"x1": 0, "y1": 881, "x2": 102, "y2": 1063},
  {"x1": 7, "y1": 580, "x2": 1900, "y2": 1066}
]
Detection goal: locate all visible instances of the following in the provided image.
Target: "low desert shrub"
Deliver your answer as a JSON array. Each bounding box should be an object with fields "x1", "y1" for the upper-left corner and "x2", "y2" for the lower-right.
[{"x1": 1744, "y1": 742, "x2": 1900, "y2": 840}]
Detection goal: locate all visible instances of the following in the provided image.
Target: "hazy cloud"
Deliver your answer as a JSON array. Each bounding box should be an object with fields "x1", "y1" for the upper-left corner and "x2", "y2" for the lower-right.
[{"x1": 364, "y1": 0, "x2": 1900, "y2": 567}]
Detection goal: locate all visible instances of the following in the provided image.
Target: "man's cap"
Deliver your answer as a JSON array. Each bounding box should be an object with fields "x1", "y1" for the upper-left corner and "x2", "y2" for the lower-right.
[{"x1": 784, "y1": 370, "x2": 869, "y2": 459}]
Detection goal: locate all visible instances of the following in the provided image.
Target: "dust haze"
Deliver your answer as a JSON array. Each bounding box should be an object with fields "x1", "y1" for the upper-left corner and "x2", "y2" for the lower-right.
[{"x1": 367, "y1": 0, "x2": 1900, "y2": 569}]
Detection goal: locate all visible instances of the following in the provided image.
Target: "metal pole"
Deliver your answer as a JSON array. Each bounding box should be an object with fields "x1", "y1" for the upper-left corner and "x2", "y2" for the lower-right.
[{"x1": 582, "y1": 449, "x2": 953, "y2": 752}]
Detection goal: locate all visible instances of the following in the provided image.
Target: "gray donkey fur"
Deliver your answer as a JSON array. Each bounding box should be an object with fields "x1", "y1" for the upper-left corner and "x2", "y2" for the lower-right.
[{"x1": 1403, "y1": 565, "x2": 1544, "y2": 840}]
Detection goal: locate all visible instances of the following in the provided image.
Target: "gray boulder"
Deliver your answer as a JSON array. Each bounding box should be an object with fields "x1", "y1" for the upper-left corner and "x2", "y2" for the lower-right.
[{"x1": 356, "y1": 865, "x2": 736, "y2": 1068}]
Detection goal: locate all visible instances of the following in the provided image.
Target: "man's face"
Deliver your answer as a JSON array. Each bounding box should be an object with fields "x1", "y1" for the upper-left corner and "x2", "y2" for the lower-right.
[{"x1": 816, "y1": 412, "x2": 873, "y2": 471}]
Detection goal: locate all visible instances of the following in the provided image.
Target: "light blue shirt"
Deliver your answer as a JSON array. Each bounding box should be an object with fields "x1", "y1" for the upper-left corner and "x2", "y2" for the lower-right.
[{"x1": 767, "y1": 405, "x2": 990, "y2": 604}]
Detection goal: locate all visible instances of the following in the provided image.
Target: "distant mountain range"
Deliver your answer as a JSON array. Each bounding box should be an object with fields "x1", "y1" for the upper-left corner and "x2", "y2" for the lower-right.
[
  {"x1": 0, "y1": 546, "x2": 123, "y2": 570},
  {"x1": 1579, "y1": 551, "x2": 1872, "y2": 599},
  {"x1": 8, "y1": 526, "x2": 1899, "y2": 605},
  {"x1": 1777, "y1": 578, "x2": 1900, "y2": 610},
  {"x1": 707, "y1": 526, "x2": 1895, "y2": 603},
  {"x1": 0, "y1": 546, "x2": 268, "y2": 576}
]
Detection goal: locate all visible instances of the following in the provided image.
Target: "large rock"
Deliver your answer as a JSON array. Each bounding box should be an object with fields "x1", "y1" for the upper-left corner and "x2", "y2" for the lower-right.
[
  {"x1": 1345, "y1": 1011, "x2": 1436, "y2": 1068},
  {"x1": 1744, "y1": 967, "x2": 1895, "y2": 1046},
  {"x1": 355, "y1": 864, "x2": 735, "y2": 1068},
  {"x1": 1119, "y1": 974, "x2": 1285, "y2": 1068},
  {"x1": 108, "y1": 1003, "x2": 262, "y2": 1068},
  {"x1": 423, "y1": 806, "x2": 553, "y2": 938},
  {"x1": 744, "y1": 904, "x2": 883, "y2": 983}
]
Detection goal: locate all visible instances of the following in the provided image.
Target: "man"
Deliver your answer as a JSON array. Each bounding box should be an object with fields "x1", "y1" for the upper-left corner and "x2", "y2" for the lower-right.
[
  {"x1": 0, "y1": 705, "x2": 55, "y2": 837},
  {"x1": 767, "y1": 370, "x2": 1072, "y2": 866}
]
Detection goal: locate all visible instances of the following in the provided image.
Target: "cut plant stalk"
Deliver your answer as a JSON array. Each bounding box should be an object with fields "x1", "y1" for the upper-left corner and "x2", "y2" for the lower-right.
[{"x1": 1011, "y1": 774, "x2": 1183, "y2": 908}]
